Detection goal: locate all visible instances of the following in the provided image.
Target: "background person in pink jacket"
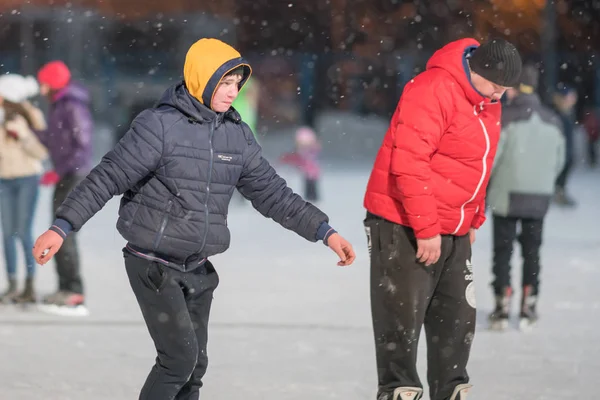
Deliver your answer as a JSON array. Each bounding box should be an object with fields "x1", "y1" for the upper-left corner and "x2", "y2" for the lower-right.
[{"x1": 279, "y1": 126, "x2": 322, "y2": 201}]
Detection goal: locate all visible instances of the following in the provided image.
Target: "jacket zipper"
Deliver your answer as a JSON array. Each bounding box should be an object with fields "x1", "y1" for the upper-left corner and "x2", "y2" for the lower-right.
[
  {"x1": 452, "y1": 107, "x2": 491, "y2": 234},
  {"x1": 152, "y1": 200, "x2": 173, "y2": 251},
  {"x1": 198, "y1": 120, "x2": 216, "y2": 257}
]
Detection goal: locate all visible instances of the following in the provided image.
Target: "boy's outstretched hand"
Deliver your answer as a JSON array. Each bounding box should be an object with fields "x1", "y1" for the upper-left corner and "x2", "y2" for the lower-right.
[
  {"x1": 326, "y1": 233, "x2": 356, "y2": 266},
  {"x1": 33, "y1": 230, "x2": 64, "y2": 265}
]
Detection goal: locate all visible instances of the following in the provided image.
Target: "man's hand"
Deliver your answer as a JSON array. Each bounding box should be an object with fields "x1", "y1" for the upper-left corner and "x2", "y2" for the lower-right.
[
  {"x1": 469, "y1": 228, "x2": 476, "y2": 245},
  {"x1": 416, "y1": 234, "x2": 442, "y2": 266},
  {"x1": 326, "y1": 233, "x2": 356, "y2": 266},
  {"x1": 33, "y1": 230, "x2": 65, "y2": 265}
]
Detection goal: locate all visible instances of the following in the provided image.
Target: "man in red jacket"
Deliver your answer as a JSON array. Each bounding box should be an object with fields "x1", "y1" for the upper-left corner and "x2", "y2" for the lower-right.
[{"x1": 363, "y1": 38, "x2": 522, "y2": 400}]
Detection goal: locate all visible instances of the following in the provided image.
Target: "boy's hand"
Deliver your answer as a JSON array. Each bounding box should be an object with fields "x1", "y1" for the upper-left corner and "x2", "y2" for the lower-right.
[
  {"x1": 33, "y1": 230, "x2": 64, "y2": 265},
  {"x1": 326, "y1": 233, "x2": 356, "y2": 266}
]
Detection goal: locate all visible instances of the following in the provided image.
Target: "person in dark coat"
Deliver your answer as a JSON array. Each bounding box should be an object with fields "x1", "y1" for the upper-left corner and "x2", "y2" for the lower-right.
[
  {"x1": 32, "y1": 38, "x2": 355, "y2": 400},
  {"x1": 487, "y1": 65, "x2": 565, "y2": 331},
  {"x1": 552, "y1": 84, "x2": 578, "y2": 207},
  {"x1": 35, "y1": 60, "x2": 94, "y2": 313}
]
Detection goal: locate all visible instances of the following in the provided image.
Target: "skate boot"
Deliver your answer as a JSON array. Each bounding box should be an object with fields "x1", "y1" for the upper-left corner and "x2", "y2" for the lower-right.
[
  {"x1": 14, "y1": 277, "x2": 36, "y2": 304},
  {"x1": 488, "y1": 287, "x2": 512, "y2": 331},
  {"x1": 391, "y1": 387, "x2": 423, "y2": 400},
  {"x1": 38, "y1": 291, "x2": 88, "y2": 316},
  {"x1": 449, "y1": 384, "x2": 472, "y2": 400},
  {"x1": 519, "y1": 285, "x2": 538, "y2": 331},
  {"x1": 0, "y1": 278, "x2": 18, "y2": 304},
  {"x1": 554, "y1": 187, "x2": 577, "y2": 207}
]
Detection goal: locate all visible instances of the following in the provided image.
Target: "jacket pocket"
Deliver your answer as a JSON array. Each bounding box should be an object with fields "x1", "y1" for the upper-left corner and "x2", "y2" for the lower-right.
[
  {"x1": 118, "y1": 197, "x2": 142, "y2": 231},
  {"x1": 152, "y1": 200, "x2": 173, "y2": 251},
  {"x1": 145, "y1": 262, "x2": 168, "y2": 292}
]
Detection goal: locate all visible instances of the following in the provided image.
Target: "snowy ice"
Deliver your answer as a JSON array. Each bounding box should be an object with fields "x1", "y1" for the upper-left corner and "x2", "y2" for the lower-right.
[{"x1": 0, "y1": 122, "x2": 598, "y2": 399}]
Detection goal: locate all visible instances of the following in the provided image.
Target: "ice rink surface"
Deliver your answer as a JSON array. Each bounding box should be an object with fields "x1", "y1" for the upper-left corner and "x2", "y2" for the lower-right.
[{"x1": 0, "y1": 163, "x2": 598, "y2": 399}]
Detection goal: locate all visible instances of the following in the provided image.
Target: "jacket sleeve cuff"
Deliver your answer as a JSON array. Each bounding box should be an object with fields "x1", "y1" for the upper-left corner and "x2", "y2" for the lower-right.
[
  {"x1": 413, "y1": 224, "x2": 441, "y2": 240},
  {"x1": 471, "y1": 214, "x2": 486, "y2": 229},
  {"x1": 316, "y1": 221, "x2": 337, "y2": 245},
  {"x1": 49, "y1": 218, "x2": 73, "y2": 239}
]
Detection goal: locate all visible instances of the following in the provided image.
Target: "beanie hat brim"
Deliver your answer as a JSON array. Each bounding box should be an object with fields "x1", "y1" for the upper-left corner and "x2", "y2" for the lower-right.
[{"x1": 470, "y1": 38, "x2": 522, "y2": 87}]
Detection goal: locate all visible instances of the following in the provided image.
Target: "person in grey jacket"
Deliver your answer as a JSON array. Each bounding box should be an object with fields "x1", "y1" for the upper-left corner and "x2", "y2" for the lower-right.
[
  {"x1": 32, "y1": 38, "x2": 355, "y2": 400},
  {"x1": 486, "y1": 64, "x2": 565, "y2": 331}
]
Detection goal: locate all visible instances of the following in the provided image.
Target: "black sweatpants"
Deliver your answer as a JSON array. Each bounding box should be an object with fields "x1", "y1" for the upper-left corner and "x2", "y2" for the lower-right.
[
  {"x1": 124, "y1": 249, "x2": 219, "y2": 400},
  {"x1": 364, "y1": 214, "x2": 475, "y2": 400},
  {"x1": 53, "y1": 174, "x2": 84, "y2": 294},
  {"x1": 492, "y1": 215, "x2": 544, "y2": 296},
  {"x1": 555, "y1": 123, "x2": 574, "y2": 190}
]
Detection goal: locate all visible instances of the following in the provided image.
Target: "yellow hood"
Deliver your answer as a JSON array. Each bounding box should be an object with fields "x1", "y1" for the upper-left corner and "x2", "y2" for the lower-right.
[{"x1": 183, "y1": 38, "x2": 252, "y2": 110}]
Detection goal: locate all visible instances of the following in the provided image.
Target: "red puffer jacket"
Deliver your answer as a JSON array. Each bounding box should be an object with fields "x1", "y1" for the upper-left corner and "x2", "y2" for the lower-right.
[{"x1": 364, "y1": 38, "x2": 502, "y2": 239}]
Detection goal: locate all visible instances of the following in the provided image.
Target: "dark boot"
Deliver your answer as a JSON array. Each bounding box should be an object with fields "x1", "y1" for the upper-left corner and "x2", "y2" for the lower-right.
[
  {"x1": 489, "y1": 287, "x2": 512, "y2": 331},
  {"x1": 14, "y1": 277, "x2": 36, "y2": 304},
  {"x1": 554, "y1": 187, "x2": 577, "y2": 207},
  {"x1": 0, "y1": 278, "x2": 18, "y2": 304},
  {"x1": 519, "y1": 285, "x2": 538, "y2": 330}
]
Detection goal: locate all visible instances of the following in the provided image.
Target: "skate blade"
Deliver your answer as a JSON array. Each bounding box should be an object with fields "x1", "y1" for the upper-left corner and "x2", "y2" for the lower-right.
[
  {"x1": 489, "y1": 319, "x2": 509, "y2": 331},
  {"x1": 37, "y1": 304, "x2": 89, "y2": 317},
  {"x1": 519, "y1": 318, "x2": 535, "y2": 332},
  {"x1": 15, "y1": 302, "x2": 38, "y2": 311}
]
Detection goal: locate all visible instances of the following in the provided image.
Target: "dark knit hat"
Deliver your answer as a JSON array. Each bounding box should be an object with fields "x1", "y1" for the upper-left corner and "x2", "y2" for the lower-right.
[
  {"x1": 469, "y1": 38, "x2": 522, "y2": 87},
  {"x1": 555, "y1": 83, "x2": 576, "y2": 96},
  {"x1": 519, "y1": 64, "x2": 539, "y2": 91}
]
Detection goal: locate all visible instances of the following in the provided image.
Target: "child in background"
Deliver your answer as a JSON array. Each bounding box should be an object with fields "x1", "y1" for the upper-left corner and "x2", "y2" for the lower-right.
[{"x1": 280, "y1": 126, "x2": 321, "y2": 202}]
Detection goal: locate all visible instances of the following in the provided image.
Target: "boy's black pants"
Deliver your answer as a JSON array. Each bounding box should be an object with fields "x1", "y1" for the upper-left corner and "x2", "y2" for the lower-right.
[
  {"x1": 124, "y1": 249, "x2": 219, "y2": 400},
  {"x1": 364, "y1": 213, "x2": 475, "y2": 400},
  {"x1": 492, "y1": 215, "x2": 544, "y2": 295}
]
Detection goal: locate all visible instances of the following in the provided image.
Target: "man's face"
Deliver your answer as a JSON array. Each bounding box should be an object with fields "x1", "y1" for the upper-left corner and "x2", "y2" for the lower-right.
[
  {"x1": 470, "y1": 72, "x2": 509, "y2": 102},
  {"x1": 505, "y1": 87, "x2": 519, "y2": 102},
  {"x1": 212, "y1": 74, "x2": 242, "y2": 112},
  {"x1": 564, "y1": 92, "x2": 578, "y2": 108}
]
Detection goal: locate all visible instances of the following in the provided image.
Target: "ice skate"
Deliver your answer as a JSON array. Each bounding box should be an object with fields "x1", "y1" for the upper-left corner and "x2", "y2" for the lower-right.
[
  {"x1": 37, "y1": 291, "x2": 89, "y2": 317},
  {"x1": 489, "y1": 287, "x2": 512, "y2": 331},
  {"x1": 391, "y1": 387, "x2": 423, "y2": 400},
  {"x1": 13, "y1": 277, "x2": 36, "y2": 305},
  {"x1": 449, "y1": 384, "x2": 472, "y2": 400},
  {"x1": 519, "y1": 285, "x2": 538, "y2": 331},
  {"x1": 0, "y1": 278, "x2": 19, "y2": 304},
  {"x1": 554, "y1": 187, "x2": 577, "y2": 207}
]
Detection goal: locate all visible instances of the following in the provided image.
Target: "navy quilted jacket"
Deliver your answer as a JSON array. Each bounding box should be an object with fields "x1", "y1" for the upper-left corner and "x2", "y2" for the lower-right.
[{"x1": 51, "y1": 82, "x2": 331, "y2": 271}]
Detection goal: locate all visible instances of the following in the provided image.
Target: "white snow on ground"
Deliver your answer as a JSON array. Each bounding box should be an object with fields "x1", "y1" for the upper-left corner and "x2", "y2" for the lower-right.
[{"x1": 0, "y1": 163, "x2": 598, "y2": 399}]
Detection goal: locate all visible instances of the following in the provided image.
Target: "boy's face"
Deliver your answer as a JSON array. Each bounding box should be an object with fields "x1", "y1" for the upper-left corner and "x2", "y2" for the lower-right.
[{"x1": 212, "y1": 73, "x2": 242, "y2": 112}]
